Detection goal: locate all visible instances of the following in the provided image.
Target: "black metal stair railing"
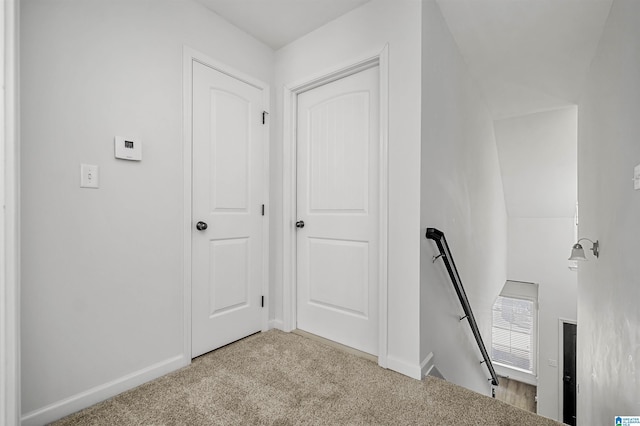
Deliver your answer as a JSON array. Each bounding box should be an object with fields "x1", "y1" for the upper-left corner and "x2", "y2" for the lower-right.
[{"x1": 425, "y1": 227, "x2": 499, "y2": 387}]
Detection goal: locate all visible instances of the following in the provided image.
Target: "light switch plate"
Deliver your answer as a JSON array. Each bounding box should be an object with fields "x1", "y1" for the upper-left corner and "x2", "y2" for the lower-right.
[
  {"x1": 115, "y1": 136, "x2": 142, "y2": 161},
  {"x1": 80, "y1": 164, "x2": 99, "y2": 188},
  {"x1": 634, "y1": 164, "x2": 640, "y2": 190}
]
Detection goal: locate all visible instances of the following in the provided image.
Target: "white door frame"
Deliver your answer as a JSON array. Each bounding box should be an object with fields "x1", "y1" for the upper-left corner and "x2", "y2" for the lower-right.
[
  {"x1": 2, "y1": 0, "x2": 21, "y2": 424},
  {"x1": 183, "y1": 47, "x2": 270, "y2": 360},
  {"x1": 282, "y1": 46, "x2": 389, "y2": 368}
]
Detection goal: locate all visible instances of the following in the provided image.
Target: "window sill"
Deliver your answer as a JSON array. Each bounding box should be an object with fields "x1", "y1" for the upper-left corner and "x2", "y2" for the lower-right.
[{"x1": 494, "y1": 363, "x2": 537, "y2": 386}]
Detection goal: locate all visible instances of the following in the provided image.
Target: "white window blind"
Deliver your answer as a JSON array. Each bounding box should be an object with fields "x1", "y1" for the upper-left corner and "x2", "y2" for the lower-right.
[{"x1": 491, "y1": 295, "x2": 535, "y2": 373}]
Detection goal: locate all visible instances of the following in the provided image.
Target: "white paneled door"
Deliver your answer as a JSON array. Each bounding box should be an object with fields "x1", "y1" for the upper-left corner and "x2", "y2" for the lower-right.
[
  {"x1": 192, "y1": 61, "x2": 264, "y2": 358},
  {"x1": 296, "y1": 66, "x2": 380, "y2": 355}
]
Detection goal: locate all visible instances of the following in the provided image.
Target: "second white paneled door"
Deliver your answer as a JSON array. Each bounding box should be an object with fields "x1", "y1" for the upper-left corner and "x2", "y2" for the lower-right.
[
  {"x1": 296, "y1": 66, "x2": 380, "y2": 356},
  {"x1": 191, "y1": 61, "x2": 264, "y2": 358}
]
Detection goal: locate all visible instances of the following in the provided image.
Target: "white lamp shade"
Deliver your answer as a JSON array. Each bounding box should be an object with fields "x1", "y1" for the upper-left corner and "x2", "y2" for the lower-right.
[{"x1": 569, "y1": 243, "x2": 588, "y2": 261}]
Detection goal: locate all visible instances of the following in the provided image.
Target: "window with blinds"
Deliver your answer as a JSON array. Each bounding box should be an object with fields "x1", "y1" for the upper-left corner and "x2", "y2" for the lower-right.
[{"x1": 491, "y1": 295, "x2": 535, "y2": 373}]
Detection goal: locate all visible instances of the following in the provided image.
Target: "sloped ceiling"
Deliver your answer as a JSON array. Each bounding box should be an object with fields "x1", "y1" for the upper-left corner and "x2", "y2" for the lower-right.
[
  {"x1": 195, "y1": 0, "x2": 370, "y2": 49},
  {"x1": 198, "y1": 0, "x2": 612, "y2": 119},
  {"x1": 436, "y1": 0, "x2": 612, "y2": 119},
  {"x1": 435, "y1": 0, "x2": 611, "y2": 221}
]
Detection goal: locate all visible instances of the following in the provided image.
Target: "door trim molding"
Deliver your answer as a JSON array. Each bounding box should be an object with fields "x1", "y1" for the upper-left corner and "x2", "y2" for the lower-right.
[
  {"x1": 282, "y1": 45, "x2": 389, "y2": 368},
  {"x1": 2, "y1": 0, "x2": 21, "y2": 423},
  {"x1": 558, "y1": 317, "x2": 577, "y2": 421},
  {"x1": 182, "y1": 47, "x2": 270, "y2": 361}
]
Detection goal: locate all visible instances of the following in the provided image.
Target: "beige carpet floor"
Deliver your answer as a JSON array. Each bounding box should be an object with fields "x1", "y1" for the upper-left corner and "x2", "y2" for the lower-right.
[{"x1": 52, "y1": 330, "x2": 561, "y2": 425}]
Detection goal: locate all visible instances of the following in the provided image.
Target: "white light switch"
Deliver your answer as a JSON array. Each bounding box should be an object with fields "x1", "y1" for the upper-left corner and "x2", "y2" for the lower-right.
[
  {"x1": 548, "y1": 358, "x2": 558, "y2": 368},
  {"x1": 634, "y1": 164, "x2": 640, "y2": 190},
  {"x1": 80, "y1": 164, "x2": 99, "y2": 188}
]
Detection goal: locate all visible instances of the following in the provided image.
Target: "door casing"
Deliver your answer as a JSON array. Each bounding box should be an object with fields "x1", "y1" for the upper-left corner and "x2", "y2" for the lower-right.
[
  {"x1": 2, "y1": 0, "x2": 20, "y2": 423},
  {"x1": 183, "y1": 47, "x2": 270, "y2": 360},
  {"x1": 282, "y1": 46, "x2": 389, "y2": 368},
  {"x1": 558, "y1": 318, "x2": 577, "y2": 422}
]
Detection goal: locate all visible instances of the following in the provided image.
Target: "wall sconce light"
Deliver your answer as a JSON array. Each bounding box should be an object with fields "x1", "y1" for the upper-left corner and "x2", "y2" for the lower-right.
[{"x1": 568, "y1": 238, "x2": 599, "y2": 260}]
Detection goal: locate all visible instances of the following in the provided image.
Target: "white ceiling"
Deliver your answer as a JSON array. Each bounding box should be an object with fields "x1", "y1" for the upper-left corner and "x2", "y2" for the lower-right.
[
  {"x1": 199, "y1": 0, "x2": 613, "y2": 119},
  {"x1": 436, "y1": 0, "x2": 613, "y2": 119},
  {"x1": 195, "y1": 0, "x2": 370, "y2": 49}
]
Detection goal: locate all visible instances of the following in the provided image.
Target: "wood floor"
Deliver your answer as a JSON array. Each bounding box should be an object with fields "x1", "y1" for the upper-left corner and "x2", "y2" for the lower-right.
[{"x1": 495, "y1": 377, "x2": 537, "y2": 413}]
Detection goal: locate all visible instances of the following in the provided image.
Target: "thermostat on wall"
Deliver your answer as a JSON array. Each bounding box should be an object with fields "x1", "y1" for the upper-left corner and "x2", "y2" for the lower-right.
[{"x1": 114, "y1": 136, "x2": 142, "y2": 161}]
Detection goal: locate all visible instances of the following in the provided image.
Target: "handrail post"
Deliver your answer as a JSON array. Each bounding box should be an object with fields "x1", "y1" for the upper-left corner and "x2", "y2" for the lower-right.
[{"x1": 425, "y1": 228, "x2": 499, "y2": 387}]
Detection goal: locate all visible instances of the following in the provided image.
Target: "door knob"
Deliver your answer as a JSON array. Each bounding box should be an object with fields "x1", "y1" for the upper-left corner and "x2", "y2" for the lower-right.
[
  {"x1": 196, "y1": 221, "x2": 208, "y2": 231},
  {"x1": 296, "y1": 220, "x2": 305, "y2": 229}
]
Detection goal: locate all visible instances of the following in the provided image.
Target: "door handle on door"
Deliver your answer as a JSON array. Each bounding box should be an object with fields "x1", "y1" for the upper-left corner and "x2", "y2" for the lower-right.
[
  {"x1": 296, "y1": 220, "x2": 305, "y2": 229},
  {"x1": 196, "y1": 221, "x2": 208, "y2": 231}
]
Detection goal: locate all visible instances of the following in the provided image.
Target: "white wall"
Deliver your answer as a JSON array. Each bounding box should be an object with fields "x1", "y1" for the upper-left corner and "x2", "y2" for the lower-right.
[
  {"x1": 494, "y1": 107, "x2": 578, "y2": 420},
  {"x1": 507, "y1": 218, "x2": 577, "y2": 420},
  {"x1": 420, "y1": 0, "x2": 508, "y2": 395},
  {"x1": 494, "y1": 108, "x2": 578, "y2": 219},
  {"x1": 20, "y1": 0, "x2": 274, "y2": 423},
  {"x1": 577, "y1": 0, "x2": 640, "y2": 423},
  {"x1": 273, "y1": 0, "x2": 423, "y2": 376}
]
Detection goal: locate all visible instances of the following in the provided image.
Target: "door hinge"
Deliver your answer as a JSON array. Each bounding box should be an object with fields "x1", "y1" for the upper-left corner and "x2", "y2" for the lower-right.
[
  {"x1": 261, "y1": 295, "x2": 264, "y2": 308},
  {"x1": 261, "y1": 204, "x2": 265, "y2": 216},
  {"x1": 262, "y1": 111, "x2": 269, "y2": 124}
]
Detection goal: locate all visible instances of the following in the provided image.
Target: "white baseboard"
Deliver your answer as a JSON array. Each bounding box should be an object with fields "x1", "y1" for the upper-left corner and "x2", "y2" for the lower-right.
[
  {"x1": 21, "y1": 354, "x2": 189, "y2": 426},
  {"x1": 386, "y1": 355, "x2": 422, "y2": 380},
  {"x1": 268, "y1": 319, "x2": 284, "y2": 330},
  {"x1": 420, "y1": 352, "x2": 435, "y2": 377}
]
